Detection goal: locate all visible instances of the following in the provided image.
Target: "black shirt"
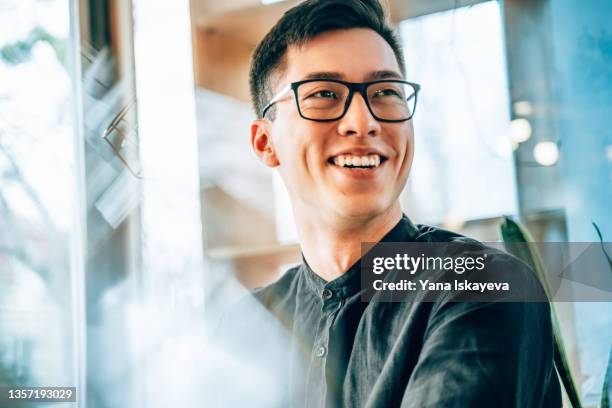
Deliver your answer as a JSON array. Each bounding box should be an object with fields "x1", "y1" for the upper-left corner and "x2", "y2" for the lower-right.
[{"x1": 220, "y1": 215, "x2": 561, "y2": 407}]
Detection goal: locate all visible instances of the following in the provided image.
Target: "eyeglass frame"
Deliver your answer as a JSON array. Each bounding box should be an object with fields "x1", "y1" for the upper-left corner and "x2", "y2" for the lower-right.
[{"x1": 260, "y1": 78, "x2": 421, "y2": 123}]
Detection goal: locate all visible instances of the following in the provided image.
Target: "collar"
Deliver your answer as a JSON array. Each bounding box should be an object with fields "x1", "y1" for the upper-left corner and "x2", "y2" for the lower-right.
[{"x1": 301, "y1": 214, "x2": 419, "y2": 299}]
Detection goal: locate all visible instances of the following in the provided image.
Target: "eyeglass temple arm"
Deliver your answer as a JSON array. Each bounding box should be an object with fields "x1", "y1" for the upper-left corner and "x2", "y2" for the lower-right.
[
  {"x1": 261, "y1": 84, "x2": 292, "y2": 117},
  {"x1": 407, "y1": 83, "x2": 420, "y2": 102}
]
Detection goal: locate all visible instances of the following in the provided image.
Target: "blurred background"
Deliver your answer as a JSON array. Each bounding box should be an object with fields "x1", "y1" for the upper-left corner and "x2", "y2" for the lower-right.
[{"x1": 0, "y1": 0, "x2": 610, "y2": 406}]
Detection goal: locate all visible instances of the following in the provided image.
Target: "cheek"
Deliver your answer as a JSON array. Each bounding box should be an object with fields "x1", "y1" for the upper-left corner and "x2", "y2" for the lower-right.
[
  {"x1": 272, "y1": 111, "x2": 335, "y2": 182},
  {"x1": 277, "y1": 124, "x2": 330, "y2": 171},
  {"x1": 400, "y1": 123, "x2": 415, "y2": 156},
  {"x1": 272, "y1": 126, "x2": 316, "y2": 180},
  {"x1": 402, "y1": 136, "x2": 415, "y2": 177},
  {"x1": 405, "y1": 133, "x2": 414, "y2": 164},
  {"x1": 387, "y1": 126, "x2": 414, "y2": 181},
  {"x1": 387, "y1": 125, "x2": 413, "y2": 159}
]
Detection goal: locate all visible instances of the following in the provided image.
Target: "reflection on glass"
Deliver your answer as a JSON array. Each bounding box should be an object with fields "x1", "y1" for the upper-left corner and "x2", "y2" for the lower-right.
[
  {"x1": 0, "y1": 0, "x2": 77, "y2": 395},
  {"x1": 399, "y1": 1, "x2": 518, "y2": 225}
]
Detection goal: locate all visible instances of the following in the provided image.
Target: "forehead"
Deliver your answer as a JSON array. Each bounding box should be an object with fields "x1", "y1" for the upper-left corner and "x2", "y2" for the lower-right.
[{"x1": 281, "y1": 28, "x2": 403, "y2": 84}]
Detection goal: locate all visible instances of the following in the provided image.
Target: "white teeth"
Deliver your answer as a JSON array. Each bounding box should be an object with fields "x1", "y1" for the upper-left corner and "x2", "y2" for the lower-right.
[{"x1": 331, "y1": 154, "x2": 383, "y2": 168}]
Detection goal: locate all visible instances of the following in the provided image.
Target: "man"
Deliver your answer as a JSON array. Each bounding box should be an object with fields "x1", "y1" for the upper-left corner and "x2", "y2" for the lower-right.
[{"x1": 228, "y1": 0, "x2": 561, "y2": 406}]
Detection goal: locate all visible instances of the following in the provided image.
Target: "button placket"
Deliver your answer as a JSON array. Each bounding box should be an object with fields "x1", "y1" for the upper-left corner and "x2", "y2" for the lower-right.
[
  {"x1": 313, "y1": 289, "x2": 334, "y2": 362},
  {"x1": 312, "y1": 286, "x2": 344, "y2": 379}
]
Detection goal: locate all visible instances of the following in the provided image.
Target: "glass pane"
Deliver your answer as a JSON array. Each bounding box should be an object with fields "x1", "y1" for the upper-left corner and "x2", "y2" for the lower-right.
[
  {"x1": 399, "y1": 1, "x2": 518, "y2": 225},
  {"x1": 78, "y1": 0, "x2": 207, "y2": 406},
  {"x1": 0, "y1": 0, "x2": 82, "y2": 402},
  {"x1": 76, "y1": 1, "x2": 145, "y2": 406}
]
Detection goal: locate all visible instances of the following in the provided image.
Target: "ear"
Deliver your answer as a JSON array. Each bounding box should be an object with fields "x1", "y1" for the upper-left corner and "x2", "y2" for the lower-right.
[{"x1": 251, "y1": 119, "x2": 280, "y2": 167}]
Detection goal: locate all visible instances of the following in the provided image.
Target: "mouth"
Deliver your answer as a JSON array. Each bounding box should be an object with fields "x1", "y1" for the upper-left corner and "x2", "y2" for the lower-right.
[{"x1": 327, "y1": 153, "x2": 388, "y2": 169}]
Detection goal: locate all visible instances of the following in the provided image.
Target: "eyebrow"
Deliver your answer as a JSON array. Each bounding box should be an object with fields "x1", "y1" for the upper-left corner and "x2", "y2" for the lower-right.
[
  {"x1": 301, "y1": 70, "x2": 404, "y2": 81},
  {"x1": 368, "y1": 70, "x2": 404, "y2": 80}
]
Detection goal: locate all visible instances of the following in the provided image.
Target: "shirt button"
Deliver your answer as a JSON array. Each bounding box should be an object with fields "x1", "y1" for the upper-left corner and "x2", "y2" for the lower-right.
[
  {"x1": 316, "y1": 346, "x2": 327, "y2": 358},
  {"x1": 322, "y1": 289, "x2": 333, "y2": 300}
]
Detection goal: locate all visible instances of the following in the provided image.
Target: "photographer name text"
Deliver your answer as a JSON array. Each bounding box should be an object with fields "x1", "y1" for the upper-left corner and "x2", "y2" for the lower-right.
[{"x1": 373, "y1": 279, "x2": 510, "y2": 292}]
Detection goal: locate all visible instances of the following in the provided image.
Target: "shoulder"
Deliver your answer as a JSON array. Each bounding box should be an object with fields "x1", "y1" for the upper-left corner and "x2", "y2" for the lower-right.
[
  {"x1": 216, "y1": 266, "x2": 302, "y2": 339},
  {"x1": 413, "y1": 221, "x2": 529, "y2": 266},
  {"x1": 411, "y1": 221, "x2": 496, "y2": 258},
  {"x1": 412, "y1": 221, "x2": 484, "y2": 247},
  {"x1": 409, "y1": 219, "x2": 547, "y2": 301},
  {"x1": 219, "y1": 265, "x2": 304, "y2": 336},
  {"x1": 251, "y1": 264, "x2": 302, "y2": 311},
  {"x1": 417, "y1": 227, "x2": 551, "y2": 340}
]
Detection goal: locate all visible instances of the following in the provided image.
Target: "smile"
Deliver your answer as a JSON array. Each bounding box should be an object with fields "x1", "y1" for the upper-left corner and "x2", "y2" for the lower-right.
[{"x1": 328, "y1": 154, "x2": 387, "y2": 169}]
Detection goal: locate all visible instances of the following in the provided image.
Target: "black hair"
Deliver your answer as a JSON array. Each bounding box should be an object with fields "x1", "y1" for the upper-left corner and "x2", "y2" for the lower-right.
[{"x1": 249, "y1": 0, "x2": 405, "y2": 119}]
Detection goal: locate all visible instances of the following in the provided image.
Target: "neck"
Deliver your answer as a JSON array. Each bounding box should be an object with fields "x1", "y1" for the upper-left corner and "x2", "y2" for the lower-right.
[{"x1": 295, "y1": 202, "x2": 402, "y2": 282}]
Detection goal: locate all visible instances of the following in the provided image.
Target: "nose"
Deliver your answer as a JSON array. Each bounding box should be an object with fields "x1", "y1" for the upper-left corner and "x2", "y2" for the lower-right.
[{"x1": 337, "y1": 92, "x2": 381, "y2": 138}]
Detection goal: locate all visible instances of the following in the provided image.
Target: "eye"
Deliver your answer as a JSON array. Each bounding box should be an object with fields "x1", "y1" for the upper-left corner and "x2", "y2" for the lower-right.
[
  {"x1": 308, "y1": 90, "x2": 338, "y2": 99},
  {"x1": 372, "y1": 88, "x2": 402, "y2": 98}
]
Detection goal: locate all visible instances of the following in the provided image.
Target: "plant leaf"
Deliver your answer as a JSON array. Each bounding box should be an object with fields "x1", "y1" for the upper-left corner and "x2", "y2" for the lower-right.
[{"x1": 500, "y1": 217, "x2": 582, "y2": 408}]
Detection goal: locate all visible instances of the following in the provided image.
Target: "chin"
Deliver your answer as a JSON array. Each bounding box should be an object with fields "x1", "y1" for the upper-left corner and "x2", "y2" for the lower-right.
[{"x1": 332, "y1": 196, "x2": 392, "y2": 220}]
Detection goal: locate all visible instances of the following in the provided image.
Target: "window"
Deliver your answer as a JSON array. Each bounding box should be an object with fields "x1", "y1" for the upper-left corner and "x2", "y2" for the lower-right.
[
  {"x1": 0, "y1": 0, "x2": 82, "y2": 393},
  {"x1": 399, "y1": 1, "x2": 518, "y2": 226}
]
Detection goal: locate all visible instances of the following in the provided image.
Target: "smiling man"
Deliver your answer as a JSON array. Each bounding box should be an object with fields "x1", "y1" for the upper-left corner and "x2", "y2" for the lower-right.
[
  {"x1": 252, "y1": 25, "x2": 415, "y2": 282},
  {"x1": 239, "y1": 0, "x2": 561, "y2": 406}
]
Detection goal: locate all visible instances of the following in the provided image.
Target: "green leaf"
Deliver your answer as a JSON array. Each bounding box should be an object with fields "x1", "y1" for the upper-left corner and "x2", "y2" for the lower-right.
[{"x1": 500, "y1": 217, "x2": 582, "y2": 408}]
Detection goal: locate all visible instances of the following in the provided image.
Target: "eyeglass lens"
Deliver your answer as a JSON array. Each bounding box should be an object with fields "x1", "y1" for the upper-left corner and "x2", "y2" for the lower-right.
[{"x1": 296, "y1": 81, "x2": 416, "y2": 121}]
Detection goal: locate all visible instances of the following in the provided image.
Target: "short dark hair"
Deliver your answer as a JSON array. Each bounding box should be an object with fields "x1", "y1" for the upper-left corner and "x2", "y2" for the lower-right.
[{"x1": 249, "y1": 0, "x2": 405, "y2": 119}]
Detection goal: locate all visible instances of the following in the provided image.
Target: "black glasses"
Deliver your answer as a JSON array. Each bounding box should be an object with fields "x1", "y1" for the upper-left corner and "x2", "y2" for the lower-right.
[{"x1": 261, "y1": 79, "x2": 420, "y2": 122}]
